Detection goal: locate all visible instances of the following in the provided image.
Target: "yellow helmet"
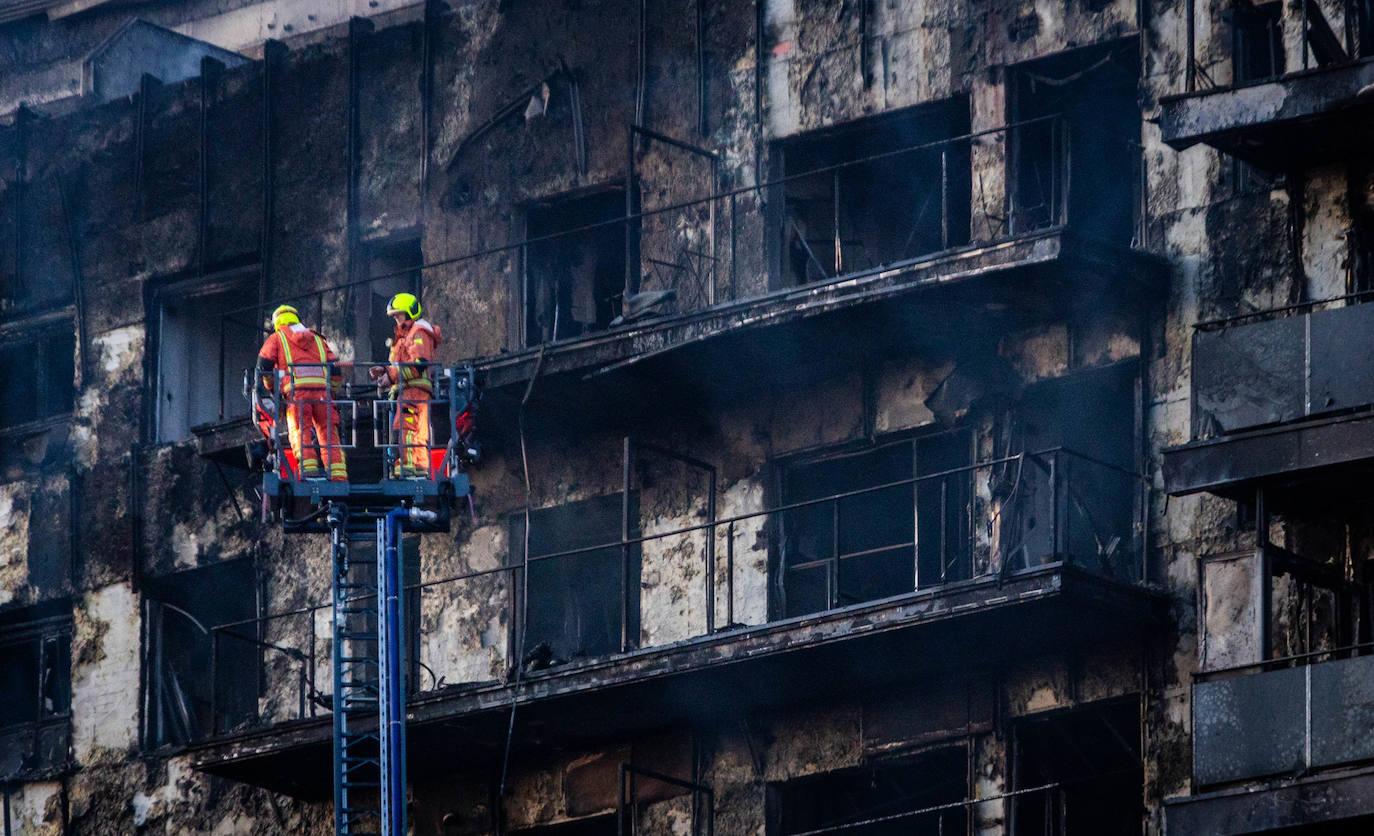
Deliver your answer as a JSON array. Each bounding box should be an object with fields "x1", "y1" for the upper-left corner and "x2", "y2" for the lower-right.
[
  {"x1": 271, "y1": 304, "x2": 301, "y2": 330},
  {"x1": 386, "y1": 292, "x2": 421, "y2": 320}
]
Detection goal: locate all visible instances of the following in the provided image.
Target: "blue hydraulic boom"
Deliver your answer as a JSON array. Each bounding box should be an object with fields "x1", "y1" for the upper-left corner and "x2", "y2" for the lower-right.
[{"x1": 248, "y1": 361, "x2": 480, "y2": 836}]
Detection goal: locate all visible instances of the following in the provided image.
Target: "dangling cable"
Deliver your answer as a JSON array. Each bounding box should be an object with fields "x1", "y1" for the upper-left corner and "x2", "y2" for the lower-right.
[{"x1": 498, "y1": 343, "x2": 547, "y2": 800}]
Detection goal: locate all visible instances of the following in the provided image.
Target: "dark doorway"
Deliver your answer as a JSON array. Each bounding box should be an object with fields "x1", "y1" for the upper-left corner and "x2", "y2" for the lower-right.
[
  {"x1": 524, "y1": 187, "x2": 627, "y2": 346},
  {"x1": 1228, "y1": 1, "x2": 1284, "y2": 84},
  {"x1": 1001, "y1": 366, "x2": 1138, "y2": 574},
  {"x1": 143, "y1": 560, "x2": 257, "y2": 745},
  {"x1": 1009, "y1": 41, "x2": 1140, "y2": 245},
  {"x1": 771, "y1": 746, "x2": 970, "y2": 835},
  {"x1": 511, "y1": 493, "x2": 641, "y2": 662},
  {"x1": 776, "y1": 98, "x2": 971, "y2": 286},
  {"x1": 0, "y1": 600, "x2": 71, "y2": 779},
  {"x1": 778, "y1": 430, "x2": 972, "y2": 619},
  {"x1": 1011, "y1": 700, "x2": 1143, "y2": 836}
]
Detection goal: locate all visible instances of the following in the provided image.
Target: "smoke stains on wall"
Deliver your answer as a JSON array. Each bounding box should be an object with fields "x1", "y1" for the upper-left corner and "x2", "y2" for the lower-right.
[{"x1": 4, "y1": 0, "x2": 1365, "y2": 832}]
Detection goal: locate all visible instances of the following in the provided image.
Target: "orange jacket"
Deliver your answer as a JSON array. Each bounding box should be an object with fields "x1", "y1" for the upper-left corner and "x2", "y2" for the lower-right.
[
  {"x1": 258, "y1": 324, "x2": 341, "y2": 393},
  {"x1": 388, "y1": 317, "x2": 441, "y2": 392}
]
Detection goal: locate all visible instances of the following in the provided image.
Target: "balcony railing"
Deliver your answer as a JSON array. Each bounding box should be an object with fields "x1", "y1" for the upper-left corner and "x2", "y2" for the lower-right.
[
  {"x1": 1193, "y1": 644, "x2": 1374, "y2": 786},
  {"x1": 1190, "y1": 295, "x2": 1374, "y2": 439},
  {"x1": 198, "y1": 447, "x2": 1142, "y2": 739},
  {"x1": 203, "y1": 114, "x2": 1142, "y2": 420},
  {"x1": 1184, "y1": 0, "x2": 1373, "y2": 92}
]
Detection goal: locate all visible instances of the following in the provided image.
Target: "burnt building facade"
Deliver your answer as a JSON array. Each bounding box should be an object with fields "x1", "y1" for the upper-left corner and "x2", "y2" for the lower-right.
[{"x1": 0, "y1": 0, "x2": 1371, "y2": 834}]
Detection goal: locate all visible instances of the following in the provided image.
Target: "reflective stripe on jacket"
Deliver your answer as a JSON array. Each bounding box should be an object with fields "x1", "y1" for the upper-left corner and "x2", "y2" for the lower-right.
[{"x1": 389, "y1": 318, "x2": 441, "y2": 392}]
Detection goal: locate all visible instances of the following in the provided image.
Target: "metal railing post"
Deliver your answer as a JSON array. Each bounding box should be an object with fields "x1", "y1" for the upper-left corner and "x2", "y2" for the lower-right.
[
  {"x1": 308, "y1": 608, "x2": 317, "y2": 717},
  {"x1": 940, "y1": 147, "x2": 950, "y2": 250},
  {"x1": 726, "y1": 520, "x2": 735, "y2": 629},
  {"x1": 705, "y1": 467, "x2": 717, "y2": 635},
  {"x1": 209, "y1": 629, "x2": 219, "y2": 737},
  {"x1": 622, "y1": 436, "x2": 633, "y2": 653}
]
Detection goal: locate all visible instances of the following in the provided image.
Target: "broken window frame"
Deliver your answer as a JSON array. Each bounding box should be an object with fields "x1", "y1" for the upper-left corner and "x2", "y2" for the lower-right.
[
  {"x1": 1007, "y1": 40, "x2": 1143, "y2": 247},
  {"x1": 1227, "y1": 0, "x2": 1286, "y2": 85},
  {"x1": 519, "y1": 184, "x2": 630, "y2": 348},
  {"x1": 151, "y1": 264, "x2": 261, "y2": 443},
  {"x1": 771, "y1": 100, "x2": 973, "y2": 289},
  {"x1": 141, "y1": 559, "x2": 260, "y2": 748},
  {"x1": 509, "y1": 492, "x2": 642, "y2": 663},
  {"x1": 0, "y1": 602, "x2": 73, "y2": 781},
  {"x1": 0, "y1": 312, "x2": 76, "y2": 436},
  {"x1": 1008, "y1": 698, "x2": 1143, "y2": 836},
  {"x1": 771, "y1": 429, "x2": 975, "y2": 620}
]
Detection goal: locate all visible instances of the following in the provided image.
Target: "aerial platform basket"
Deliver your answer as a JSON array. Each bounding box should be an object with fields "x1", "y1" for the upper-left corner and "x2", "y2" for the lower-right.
[{"x1": 245, "y1": 361, "x2": 480, "y2": 535}]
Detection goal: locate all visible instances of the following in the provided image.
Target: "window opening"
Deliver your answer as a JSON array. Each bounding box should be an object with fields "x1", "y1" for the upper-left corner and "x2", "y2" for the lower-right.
[
  {"x1": 771, "y1": 746, "x2": 969, "y2": 835},
  {"x1": 1011, "y1": 701, "x2": 1142, "y2": 836},
  {"x1": 0, "y1": 321, "x2": 75, "y2": 431},
  {"x1": 510, "y1": 493, "x2": 641, "y2": 663},
  {"x1": 1000, "y1": 367, "x2": 1137, "y2": 573},
  {"x1": 778, "y1": 431, "x2": 973, "y2": 619},
  {"x1": 1229, "y1": 1, "x2": 1284, "y2": 84},
  {"x1": 0, "y1": 600, "x2": 72, "y2": 779},
  {"x1": 143, "y1": 561, "x2": 256, "y2": 746},
  {"x1": 1009, "y1": 41, "x2": 1139, "y2": 245},
  {"x1": 776, "y1": 99, "x2": 971, "y2": 287},
  {"x1": 356, "y1": 237, "x2": 421, "y2": 363},
  {"x1": 154, "y1": 267, "x2": 260, "y2": 442},
  {"x1": 524, "y1": 187, "x2": 627, "y2": 346}
]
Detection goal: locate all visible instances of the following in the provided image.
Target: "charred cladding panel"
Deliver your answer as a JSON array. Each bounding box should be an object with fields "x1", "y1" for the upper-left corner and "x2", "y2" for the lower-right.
[
  {"x1": 1192, "y1": 316, "x2": 1304, "y2": 434},
  {"x1": 1310, "y1": 655, "x2": 1374, "y2": 769},
  {"x1": 1309, "y1": 301, "x2": 1374, "y2": 414},
  {"x1": 1193, "y1": 302, "x2": 1374, "y2": 437},
  {"x1": 1194, "y1": 666, "x2": 1306, "y2": 785}
]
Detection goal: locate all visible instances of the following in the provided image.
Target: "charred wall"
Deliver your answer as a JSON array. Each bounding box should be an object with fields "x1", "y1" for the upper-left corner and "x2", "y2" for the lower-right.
[{"x1": 0, "y1": 0, "x2": 1349, "y2": 833}]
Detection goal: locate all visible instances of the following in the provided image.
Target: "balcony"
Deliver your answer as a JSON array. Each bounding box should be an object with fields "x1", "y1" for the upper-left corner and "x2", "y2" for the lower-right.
[
  {"x1": 1165, "y1": 648, "x2": 1374, "y2": 834},
  {"x1": 1163, "y1": 298, "x2": 1374, "y2": 501},
  {"x1": 191, "y1": 116, "x2": 1165, "y2": 463},
  {"x1": 186, "y1": 447, "x2": 1163, "y2": 797},
  {"x1": 1161, "y1": 0, "x2": 1374, "y2": 169}
]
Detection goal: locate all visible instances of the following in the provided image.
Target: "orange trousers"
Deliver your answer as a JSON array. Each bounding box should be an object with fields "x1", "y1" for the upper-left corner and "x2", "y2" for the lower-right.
[
  {"x1": 286, "y1": 389, "x2": 347, "y2": 480},
  {"x1": 392, "y1": 387, "x2": 431, "y2": 476}
]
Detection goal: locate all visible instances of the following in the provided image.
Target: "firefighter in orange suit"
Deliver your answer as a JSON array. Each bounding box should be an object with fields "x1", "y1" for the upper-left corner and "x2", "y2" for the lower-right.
[
  {"x1": 370, "y1": 293, "x2": 440, "y2": 478},
  {"x1": 257, "y1": 305, "x2": 348, "y2": 481}
]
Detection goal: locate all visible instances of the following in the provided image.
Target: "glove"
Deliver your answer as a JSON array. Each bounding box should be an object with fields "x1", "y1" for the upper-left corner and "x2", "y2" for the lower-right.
[
  {"x1": 368, "y1": 365, "x2": 388, "y2": 382},
  {"x1": 260, "y1": 397, "x2": 275, "y2": 413}
]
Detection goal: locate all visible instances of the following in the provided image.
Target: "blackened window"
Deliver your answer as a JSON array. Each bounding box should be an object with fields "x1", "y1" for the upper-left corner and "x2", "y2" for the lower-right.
[
  {"x1": 771, "y1": 747, "x2": 969, "y2": 835},
  {"x1": 511, "y1": 493, "x2": 641, "y2": 662},
  {"x1": 1229, "y1": 1, "x2": 1284, "y2": 84},
  {"x1": 778, "y1": 432, "x2": 972, "y2": 619},
  {"x1": 0, "y1": 601, "x2": 72, "y2": 779},
  {"x1": 776, "y1": 99, "x2": 971, "y2": 286},
  {"x1": 0, "y1": 321, "x2": 75, "y2": 431},
  {"x1": 143, "y1": 561, "x2": 257, "y2": 746},
  {"x1": 1012, "y1": 701, "x2": 1143, "y2": 836},
  {"x1": 155, "y1": 268, "x2": 260, "y2": 442},
  {"x1": 1009, "y1": 41, "x2": 1139, "y2": 245},
  {"x1": 524, "y1": 188, "x2": 627, "y2": 346}
]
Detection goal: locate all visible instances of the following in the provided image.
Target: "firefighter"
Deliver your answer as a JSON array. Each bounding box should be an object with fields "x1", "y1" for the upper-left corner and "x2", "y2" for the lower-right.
[
  {"x1": 369, "y1": 292, "x2": 441, "y2": 479},
  {"x1": 257, "y1": 304, "x2": 348, "y2": 481}
]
